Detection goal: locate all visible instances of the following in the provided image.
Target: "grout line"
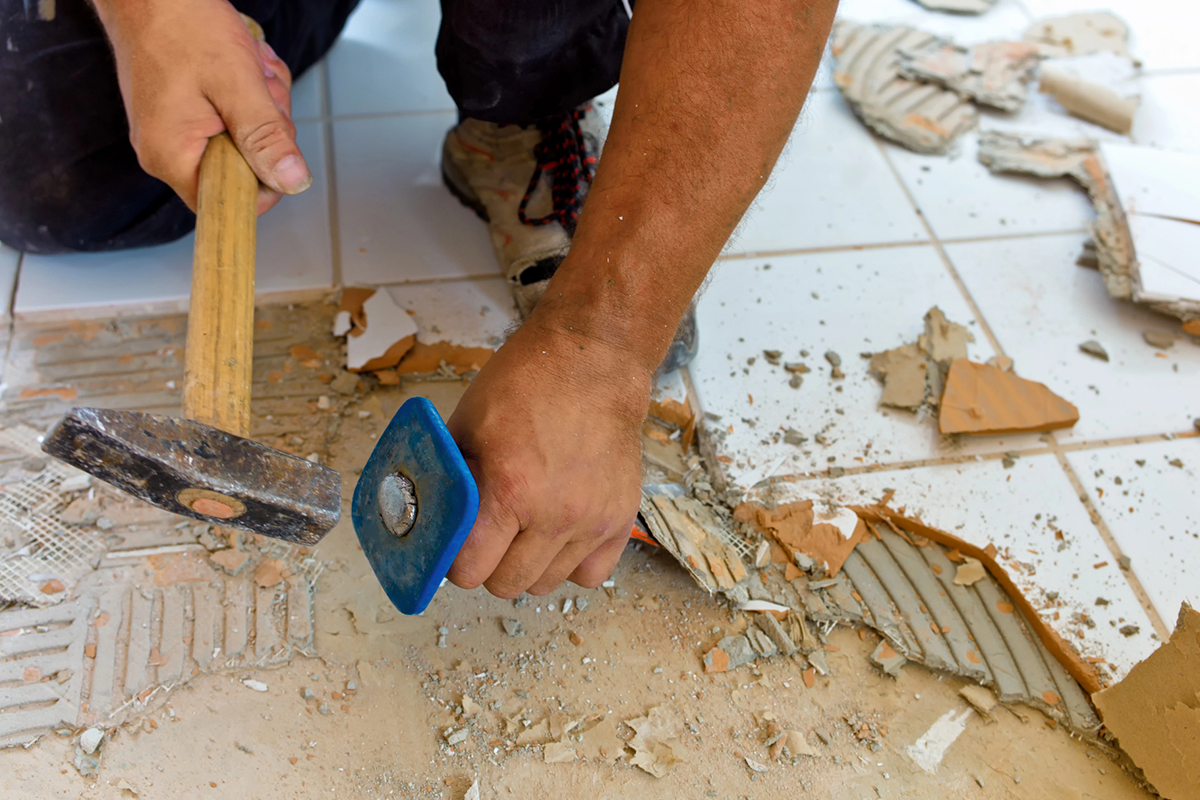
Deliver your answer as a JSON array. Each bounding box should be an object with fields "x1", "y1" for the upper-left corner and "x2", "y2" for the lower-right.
[
  {"x1": 715, "y1": 227, "x2": 1091, "y2": 264},
  {"x1": 364, "y1": 272, "x2": 503, "y2": 288},
  {"x1": 319, "y1": 59, "x2": 344, "y2": 289},
  {"x1": 1049, "y1": 442, "x2": 1172, "y2": 640},
  {"x1": 1138, "y1": 66, "x2": 1200, "y2": 78},
  {"x1": 872, "y1": 136, "x2": 1008, "y2": 358}
]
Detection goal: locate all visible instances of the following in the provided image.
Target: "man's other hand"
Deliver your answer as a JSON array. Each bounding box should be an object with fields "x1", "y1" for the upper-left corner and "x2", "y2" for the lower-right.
[
  {"x1": 95, "y1": 0, "x2": 310, "y2": 213},
  {"x1": 444, "y1": 314, "x2": 649, "y2": 597}
]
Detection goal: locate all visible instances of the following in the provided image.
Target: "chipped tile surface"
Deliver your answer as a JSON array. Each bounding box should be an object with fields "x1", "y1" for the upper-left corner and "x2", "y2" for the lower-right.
[
  {"x1": 14, "y1": 123, "x2": 335, "y2": 316},
  {"x1": 383, "y1": 278, "x2": 516, "y2": 349},
  {"x1": 690, "y1": 248, "x2": 1049, "y2": 490},
  {"x1": 1067, "y1": 441, "x2": 1200, "y2": 625},
  {"x1": 326, "y1": 0, "x2": 454, "y2": 116},
  {"x1": 333, "y1": 112, "x2": 496, "y2": 285},
  {"x1": 792, "y1": 454, "x2": 1159, "y2": 680},
  {"x1": 883, "y1": 135, "x2": 1095, "y2": 240},
  {"x1": 945, "y1": 233, "x2": 1200, "y2": 442},
  {"x1": 728, "y1": 92, "x2": 926, "y2": 255}
]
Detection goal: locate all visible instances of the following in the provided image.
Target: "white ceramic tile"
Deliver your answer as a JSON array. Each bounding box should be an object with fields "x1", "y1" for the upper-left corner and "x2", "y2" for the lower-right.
[
  {"x1": 944, "y1": 233, "x2": 1200, "y2": 442},
  {"x1": 883, "y1": 133, "x2": 1096, "y2": 240},
  {"x1": 383, "y1": 277, "x2": 516, "y2": 348},
  {"x1": 690, "y1": 247, "x2": 1053, "y2": 489},
  {"x1": 333, "y1": 112, "x2": 496, "y2": 285},
  {"x1": 781, "y1": 454, "x2": 1159, "y2": 679},
  {"x1": 728, "y1": 91, "x2": 927, "y2": 255},
  {"x1": 16, "y1": 123, "x2": 334, "y2": 314},
  {"x1": 1067, "y1": 441, "x2": 1199, "y2": 627},
  {"x1": 326, "y1": 0, "x2": 453, "y2": 117},
  {"x1": 1133, "y1": 72, "x2": 1200, "y2": 153},
  {"x1": 0, "y1": 245, "x2": 20, "y2": 321},
  {"x1": 835, "y1": 0, "x2": 1033, "y2": 41},
  {"x1": 1021, "y1": 0, "x2": 1200, "y2": 71},
  {"x1": 290, "y1": 61, "x2": 324, "y2": 121}
]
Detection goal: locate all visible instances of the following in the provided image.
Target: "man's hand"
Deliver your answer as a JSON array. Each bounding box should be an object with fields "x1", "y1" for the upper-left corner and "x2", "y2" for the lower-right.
[
  {"x1": 444, "y1": 312, "x2": 650, "y2": 597},
  {"x1": 93, "y1": 0, "x2": 311, "y2": 213}
]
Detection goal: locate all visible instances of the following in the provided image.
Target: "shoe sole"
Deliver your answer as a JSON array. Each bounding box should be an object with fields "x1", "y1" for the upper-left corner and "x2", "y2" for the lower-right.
[{"x1": 440, "y1": 143, "x2": 490, "y2": 223}]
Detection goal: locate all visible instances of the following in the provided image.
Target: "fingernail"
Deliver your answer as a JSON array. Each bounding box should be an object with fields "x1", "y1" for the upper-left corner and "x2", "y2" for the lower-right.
[
  {"x1": 274, "y1": 155, "x2": 312, "y2": 194},
  {"x1": 260, "y1": 41, "x2": 279, "y2": 78}
]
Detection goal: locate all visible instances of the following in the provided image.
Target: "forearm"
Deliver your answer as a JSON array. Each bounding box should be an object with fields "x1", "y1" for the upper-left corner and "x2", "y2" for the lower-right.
[{"x1": 537, "y1": 0, "x2": 838, "y2": 371}]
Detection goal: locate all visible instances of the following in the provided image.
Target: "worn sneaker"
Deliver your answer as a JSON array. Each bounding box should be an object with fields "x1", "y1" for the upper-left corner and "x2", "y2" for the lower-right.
[{"x1": 442, "y1": 104, "x2": 698, "y2": 371}]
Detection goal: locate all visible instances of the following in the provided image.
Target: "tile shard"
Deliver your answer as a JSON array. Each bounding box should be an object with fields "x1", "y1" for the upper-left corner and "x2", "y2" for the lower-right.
[
  {"x1": 831, "y1": 22, "x2": 978, "y2": 155},
  {"x1": 870, "y1": 344, "x2": 928, "y2": 410},
  {"x1": 1038, "y1": 66, "x2": 1138, "y2": 134},
  {"x1": 1093, "y1": 604, "x2": 1200, "y2": 800},
  {"x1": 627, "y1": 706, "x2": 685, "y2": 778},
  {"x1": 733, "y1": 500, "x2": 869, "y2": 577},
  {"x1": 1022, "y1": 12, "x2": 1132, "y2": 59},
  {"x1": 897, "y1": 38, "x2": 1041, "y2": 112},
  {"x1": 345, "y1": 289, "x2": 418, "y2": 373},
  {"x1": 938, "y1": 358, "x2": 1079, "y2": 435}
]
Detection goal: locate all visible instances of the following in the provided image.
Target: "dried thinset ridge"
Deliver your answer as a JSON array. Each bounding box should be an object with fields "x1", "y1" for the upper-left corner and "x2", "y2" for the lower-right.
[{"x1": 831, "y1": 23, "x2": 978, "y2": 155}]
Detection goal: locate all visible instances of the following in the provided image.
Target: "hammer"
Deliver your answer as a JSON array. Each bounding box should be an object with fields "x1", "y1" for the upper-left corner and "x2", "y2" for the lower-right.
[{"x1": 41, "y1": 134, "x2": 341, "y2": 545}]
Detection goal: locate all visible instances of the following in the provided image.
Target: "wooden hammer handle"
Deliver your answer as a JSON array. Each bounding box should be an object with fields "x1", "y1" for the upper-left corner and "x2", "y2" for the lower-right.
[{"x1": 182, "y1": 133, "x2": 258, "y2": 437}]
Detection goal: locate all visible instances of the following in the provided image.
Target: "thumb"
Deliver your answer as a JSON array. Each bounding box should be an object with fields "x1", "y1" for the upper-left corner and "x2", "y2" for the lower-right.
[{"x1": 209, "y1": 67, "x2": 312, "y2": 196}]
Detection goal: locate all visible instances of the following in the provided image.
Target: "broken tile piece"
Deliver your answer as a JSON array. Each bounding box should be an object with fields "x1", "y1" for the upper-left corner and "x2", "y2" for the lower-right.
[
  {"x1": 1093, "y1": 604, "x2": 1200, "y2": 800},
  {"x1": 627, "y1": 706, "x2": 684, "y2": 778},
  {"x1": 1078, "y1": 340, "x2": 1109, "y2": 361},
  {"x1": 704, "y1": 635, "x2": 755, "y2": 673},
  {"x1": 919, "y1": 307, "x2": 975, "y2": 366},
  {"x1": 831, "y1": 23, "x2": 978, "y2": 155},
  {"x1": 959, "y1": 685, "x2": 999, "y2": 719},
  {"x1": 346, "y1": 290, "x2": 418, "y2": 373},
  {"x1": 734, "y1": 500, "x2": 868, "y2": 576},
  {"x1": 870, "y1": 344, "x2": 928, "y2": 410},
  {"x1": 897, "y1": 38, "x2": 1041, "y2": 112},
  {"x1": 938, "y1": 359, "x2": 1079, "y2": 435},
  {"x1": 953, "y1": 557, "x2": 987, "y2": 586},
  {"x1": 870, "y1": 639, "x2": 907, "y2": 677},
  {"x1": 1039, "y1": 66, "x2": 1138, "y2": 134},
  {"x1": 1023, "y1": 12, "x2": 1131, "y2": 59}
]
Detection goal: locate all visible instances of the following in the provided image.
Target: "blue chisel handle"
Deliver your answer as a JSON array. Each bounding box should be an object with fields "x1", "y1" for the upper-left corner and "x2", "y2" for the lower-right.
[{"x1": 351, "y1": 397, "x2": 480, "y2": 615}]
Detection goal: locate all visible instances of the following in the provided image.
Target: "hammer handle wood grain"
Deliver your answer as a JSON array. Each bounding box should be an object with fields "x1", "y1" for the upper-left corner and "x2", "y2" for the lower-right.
[{"x1": 183, "y1": 133, "x2": 258, "y2": 437}]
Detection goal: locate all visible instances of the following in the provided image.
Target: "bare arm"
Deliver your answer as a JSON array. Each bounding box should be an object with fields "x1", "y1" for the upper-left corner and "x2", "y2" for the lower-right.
[{"x1": 447, "y1": 0, "x2": 838, "y2": 597}]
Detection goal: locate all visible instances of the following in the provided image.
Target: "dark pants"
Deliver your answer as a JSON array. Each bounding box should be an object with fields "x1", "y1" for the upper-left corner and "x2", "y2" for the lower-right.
[{"x1": 0, "y1": 0, "x2": 629, "y2": 254}]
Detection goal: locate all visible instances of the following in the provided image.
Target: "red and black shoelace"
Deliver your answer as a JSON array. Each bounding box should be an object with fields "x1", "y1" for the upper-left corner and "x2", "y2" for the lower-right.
[{"x1": 517, "y1": 107, "x2": 597, "y2": 230}]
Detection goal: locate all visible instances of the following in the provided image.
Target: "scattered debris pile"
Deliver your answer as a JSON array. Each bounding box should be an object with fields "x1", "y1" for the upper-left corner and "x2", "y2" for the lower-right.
[
  {"x1": 979, "y1": 134, "x2": 1200, "y2": 326},
  {"x1": 830, "y1": 14, "x2": 1139, "y2": 155},
  {"x1": 1094, "y1": 604, "x2": 1200, "y2": 800}
]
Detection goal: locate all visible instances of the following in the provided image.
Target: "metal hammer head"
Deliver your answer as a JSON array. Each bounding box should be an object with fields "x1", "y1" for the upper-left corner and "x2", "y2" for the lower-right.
[{"x1": 42, "y1": 408, "x2": 340, "y2": 545}]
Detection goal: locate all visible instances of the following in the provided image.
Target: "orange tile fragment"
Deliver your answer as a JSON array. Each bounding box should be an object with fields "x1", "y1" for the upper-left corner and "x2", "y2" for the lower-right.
[
  {"x1": 996, "y1": 601, "x2": 1015, "y2": 614},
  {"x1": 802, "y1": 668, "x2": 816, "y2": 688},
  {"x1": 938, "y1": 358, "x2": 1078, "y2": 435},
  {"x1": 1042, "y1": 690, "x2": 1061, "y2": 705}
]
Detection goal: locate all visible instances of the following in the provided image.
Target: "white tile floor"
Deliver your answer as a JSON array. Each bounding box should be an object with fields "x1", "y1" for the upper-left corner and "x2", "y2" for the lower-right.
[{"x1": 4, "y1": 0, "x2": 1198, "y2": 678}]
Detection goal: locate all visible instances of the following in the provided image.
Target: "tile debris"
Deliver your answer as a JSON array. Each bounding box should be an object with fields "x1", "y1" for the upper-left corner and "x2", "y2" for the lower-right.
[
  {"x1": 938, "y1": 358, "x2": 1080, "y2": 435},
  {"x1": 896, "y1": 37, "x2": 1041, "y2": 112},
  {"x1": 1078, "y1": 340, "x2": 1109, "y2": 361},
  {"x1": 1094, "y1": 604, "x2": 1200, "y2": 800},
  {"x1": 831, "y1": 23, "x2": 978, "y2": 154}
]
